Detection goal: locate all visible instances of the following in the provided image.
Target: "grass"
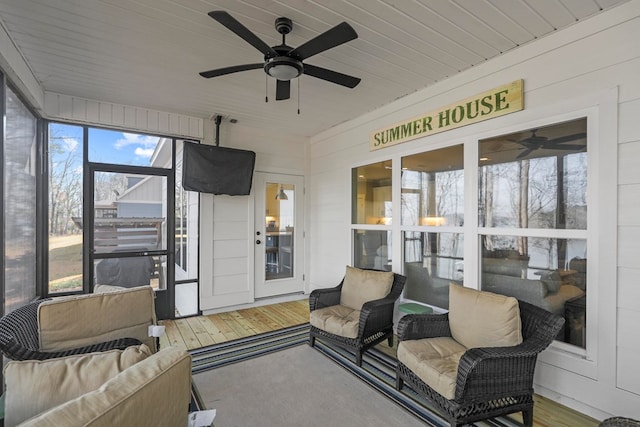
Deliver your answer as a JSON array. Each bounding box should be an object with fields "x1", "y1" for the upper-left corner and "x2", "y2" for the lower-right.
[{"x1": 49, "y1": 237, "x2": 83, "y2": 292}]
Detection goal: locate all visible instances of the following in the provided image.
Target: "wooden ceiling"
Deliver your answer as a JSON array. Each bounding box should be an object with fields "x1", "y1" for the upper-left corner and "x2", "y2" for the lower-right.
[{"x1": 0, "y1": 0, "x2": 629, "y2": 138}]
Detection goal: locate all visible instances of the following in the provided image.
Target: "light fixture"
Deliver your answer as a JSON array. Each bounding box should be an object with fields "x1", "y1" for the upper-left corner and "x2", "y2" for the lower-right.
[
  {"x1": 275, "y1": 185, "x2": 288, "y2": 200},
  {"x1": 421, "y1": 216, "x2": 446, "y2": 226},
  {"x1": 264, "y1": 57, "x2": 303, "y2": 81}
]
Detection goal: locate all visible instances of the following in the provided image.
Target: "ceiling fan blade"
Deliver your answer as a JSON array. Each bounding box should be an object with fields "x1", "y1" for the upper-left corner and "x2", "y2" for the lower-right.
[
  {"x1": 199, "y1": 63, "x2": 263, "y2": 78},
  {"x1": 275, "y1": 80, "x2": 291, "y2": 100},
  {"x1": 548, "y1": 133, "x2": 587, "y2": 144},
  {"x1": 516, "y1": 148, "x2": 535, "y2": 159},
  {"x1": 208, "y1": 11, "x2": 278, "y2": 57},
  {"x1": 543, "y1": 144, "x2": 586, "y2": 151},
  {"x1": 289, "y1": 22, "x2": 357, "y2": 60},
  {"x1": 303, "y1": 64, "x2": 361, "y2": 88}
]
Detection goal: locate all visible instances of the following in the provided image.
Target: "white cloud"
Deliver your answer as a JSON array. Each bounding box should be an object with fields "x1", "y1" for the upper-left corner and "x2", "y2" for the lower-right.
[
  {"x1": 114, "y1": 133, "x2": 159, "y2": 150},
  {"x1": 134, "y1": 147, "x2": 155, "y2": 158},
  {"x1": 62, "y1": 137, "x2": 78, "y2": 151}
]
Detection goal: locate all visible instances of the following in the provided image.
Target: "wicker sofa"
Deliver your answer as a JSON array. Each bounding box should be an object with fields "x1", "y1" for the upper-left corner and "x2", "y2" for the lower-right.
[{"x1": 396, "y1": 285, "x2": 564, "y2": 427}]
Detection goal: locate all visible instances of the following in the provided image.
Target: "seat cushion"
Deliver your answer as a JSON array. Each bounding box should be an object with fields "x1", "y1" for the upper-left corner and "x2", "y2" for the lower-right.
[
  {"x1": 340, "y1": 266, "x2": 394, "y2": 311},
  {"x1": 449, "y1": 284, "x2": 522, "y2": 349},
  {"x1": 3, "y1": 344, "x2": 152, "y2": 426},
  {"x1": 397, "y1": 337, "x2": 467, "y2": 400},
  {"x1": 309, "y1": 305, "x2": 360, "y2": 338}
]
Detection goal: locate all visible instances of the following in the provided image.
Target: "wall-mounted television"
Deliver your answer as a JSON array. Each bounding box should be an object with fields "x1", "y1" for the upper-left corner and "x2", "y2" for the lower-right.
[{"x1": 182, "y1": 142, "x2": 256, "y2": 195}]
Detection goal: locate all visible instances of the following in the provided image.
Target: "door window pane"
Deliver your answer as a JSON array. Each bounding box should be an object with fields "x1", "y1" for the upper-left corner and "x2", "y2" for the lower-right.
[
  {"x1": 4, "y1": 86, "x2": 37, "y2": 311},
  {"x1": 401, "y1": 145, "x2": 464, "y2": 226},
  {"x1": 352, "y1": 160, "x2": 392, "y2": 224},
  {"x1": 479, "y1": 118, "x2": 587, "y2": 229},
  {"x1": 265, "y1": 182, "x2": 295, "y2": 280},
  {"x1": 48, "y1": 123, "x2": 84, "y2": 294},
  {"x1": 94, "y1": 254, "x2": 166, "y2": 290},
  {"x1": 175, "y1": 141, "x2": 199, "y2": 282},
  {"x1": 403, "y1": 232, "x2": 463, "y2": 309},
  {"x1": 93, "y1": 172, "x2": 167, "y2": 254}
]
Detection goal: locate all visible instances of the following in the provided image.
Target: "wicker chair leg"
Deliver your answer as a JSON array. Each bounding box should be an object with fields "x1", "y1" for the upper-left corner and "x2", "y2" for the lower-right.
[
  {"x1": 522, "y1": 409, "x2": 533, "y2": 426},
  {"x1": 387, "y1": 335, "x2": 393, "y2": 347},
  {"x1": 309, "y1": 336, "x2": 315, "y2": 347},
  {"x1": 355, "y1": 351, "x2": 363, "y2": 367},
  {"x1": 396, "y1": 375, "x2": 403, "y2": 391}
]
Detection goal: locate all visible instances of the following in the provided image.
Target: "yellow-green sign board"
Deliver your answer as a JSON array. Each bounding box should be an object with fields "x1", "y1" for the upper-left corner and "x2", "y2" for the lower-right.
[{"x1": 370, "y1": 80, "x2": 524, "y2": 151}]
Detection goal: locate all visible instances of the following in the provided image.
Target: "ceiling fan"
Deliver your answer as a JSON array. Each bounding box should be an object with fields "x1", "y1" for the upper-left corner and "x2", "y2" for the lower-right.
[
  {"x1": 513, "y1": 130, "x2": 586, "y2": 159},
  {"x1": 200, "y1": 11, "x2": 361, "y2": 101}
]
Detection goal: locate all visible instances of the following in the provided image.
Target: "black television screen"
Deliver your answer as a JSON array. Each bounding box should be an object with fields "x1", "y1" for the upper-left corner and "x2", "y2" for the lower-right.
[{"x1": 182, "y1": 142, "x2": 256, "y2": 195}]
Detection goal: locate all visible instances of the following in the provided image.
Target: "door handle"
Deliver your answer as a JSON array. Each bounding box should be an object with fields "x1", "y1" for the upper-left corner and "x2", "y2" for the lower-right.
[{"x1": 256, "y1": 240, "x2": 262, "y2": 244}]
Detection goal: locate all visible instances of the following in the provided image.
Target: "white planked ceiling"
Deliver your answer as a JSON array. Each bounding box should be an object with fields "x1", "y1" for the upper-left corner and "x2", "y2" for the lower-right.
[{"x1": 0, "y1": 0, "x2": 630, "y2": 138}]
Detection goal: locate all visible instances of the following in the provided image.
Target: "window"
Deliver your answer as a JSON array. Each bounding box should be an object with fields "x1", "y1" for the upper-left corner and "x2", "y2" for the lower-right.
[
  {"x1": 351, "y1": 160, "x2": 393, "y2": 270},
  {"x1": 48, "y1": 124, "x2": 84, "y2": 293},
  {"x1": 478, "y1": 118, "x2": 588, "y2": 348},
  {"x1": 3, "y1": 84, "x2": 38, "y2": 312},
  {"x1": 400, "y1": 145, "x2": 464, "y2": 309}
]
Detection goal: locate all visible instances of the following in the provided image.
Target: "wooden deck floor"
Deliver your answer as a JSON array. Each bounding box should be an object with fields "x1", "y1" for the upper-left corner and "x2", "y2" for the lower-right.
[{"x1": 160, "y1": 299, "x2": 598, "y2": 427}]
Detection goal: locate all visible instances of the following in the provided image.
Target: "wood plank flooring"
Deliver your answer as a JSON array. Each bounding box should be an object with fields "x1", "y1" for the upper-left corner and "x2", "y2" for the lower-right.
[{"x1": 160, "y1": 299, "x2": 599, "y2": 427}]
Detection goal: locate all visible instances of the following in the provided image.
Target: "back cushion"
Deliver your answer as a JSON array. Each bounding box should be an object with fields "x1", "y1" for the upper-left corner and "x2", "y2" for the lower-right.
[
  {"x1": 449, "y1": 284, "x2": 523, "y2": 349},
  {"x1": 340, "y1": 266, "x2": 394, "y2": 311},
  {"x1": 38, "y1": 286, "x2": 157, "y2": 352},
  {"x1": 3, "y1": 344, "x2": 152, "y2": 426}
]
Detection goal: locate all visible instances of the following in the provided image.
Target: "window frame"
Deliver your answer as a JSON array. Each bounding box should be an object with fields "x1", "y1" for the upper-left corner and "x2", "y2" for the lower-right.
[{"x1": 350, "y1": 87, "x2": 619, "y2": 380}]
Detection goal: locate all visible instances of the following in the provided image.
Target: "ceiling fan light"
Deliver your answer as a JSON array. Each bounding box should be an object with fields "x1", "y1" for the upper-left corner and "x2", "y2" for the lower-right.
[{"x1": 265, "y1": 56, "x2": 303, "y2": 81}]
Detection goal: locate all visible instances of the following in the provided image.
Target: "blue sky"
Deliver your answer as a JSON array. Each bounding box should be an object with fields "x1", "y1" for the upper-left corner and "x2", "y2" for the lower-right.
[{"x1": 50, "y1": 123, "x2": 160, "y2": 167}]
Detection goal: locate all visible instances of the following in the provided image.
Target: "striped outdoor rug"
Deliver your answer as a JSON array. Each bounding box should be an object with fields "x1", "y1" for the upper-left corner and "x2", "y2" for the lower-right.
[{"x1": 189, "y1": 323, "x2": 522, "y2": 427}]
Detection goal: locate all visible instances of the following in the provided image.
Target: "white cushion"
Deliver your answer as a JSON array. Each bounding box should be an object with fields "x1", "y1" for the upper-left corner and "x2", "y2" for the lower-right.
[
  {"x1": 4, "y1": 345, "x2": 151, "y2": 426},
  {"x1": 310, "y1": 305, "x2": 360, "y2": 338},
  {"x1": 340, "y1": 266, "x2": 394, "y2": 311},
  {"x1": 397, "y1": 337, "x2": 466, "y2": 400},
  {"x1": 448, "y1": 284, "x2": 523, "y2": 349}
]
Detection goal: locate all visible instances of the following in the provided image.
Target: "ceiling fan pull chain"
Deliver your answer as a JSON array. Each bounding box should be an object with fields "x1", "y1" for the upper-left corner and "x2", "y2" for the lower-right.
[
  {"x1": 265, "y1": 74, "x2": 269, "y2": 103},
  {"x1": 297, "y1": 78, "x2": 300, "y2": 115}
]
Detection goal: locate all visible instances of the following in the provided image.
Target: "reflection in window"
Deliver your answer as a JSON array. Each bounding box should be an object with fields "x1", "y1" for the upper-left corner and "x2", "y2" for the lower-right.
[
  {"x1": 479, "y1": 118, "x2": 587, "y2": 229},
  {"x1": 353, "y1": 230, "x2": 391, "y2": 271},
  {"x1": 480, "y1": 235, "x2": 587, "y2": 348},
  {"x1": 403, "y1": 232, "x2": 463, "y2": 309},
  {"x1": 401, "y1": 145, "x2": 464, "y2": 226},
  {"x1": 352, "y1": 160, "x2": 392, "y2": 225},
  {"x1": 478, "y1": 117, "x2": 588, "y2": 349}
]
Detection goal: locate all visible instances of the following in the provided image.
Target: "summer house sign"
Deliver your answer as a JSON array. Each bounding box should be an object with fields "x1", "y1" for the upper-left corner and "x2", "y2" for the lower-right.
[{"x1": 370, "y1": 80, "x2": 524, "y2": 151}]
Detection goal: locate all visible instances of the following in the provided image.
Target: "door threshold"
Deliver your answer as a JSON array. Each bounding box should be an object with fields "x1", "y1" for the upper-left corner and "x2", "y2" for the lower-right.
[{"x1": 201, "y1": 292, "x2": 307, "y2": 315}]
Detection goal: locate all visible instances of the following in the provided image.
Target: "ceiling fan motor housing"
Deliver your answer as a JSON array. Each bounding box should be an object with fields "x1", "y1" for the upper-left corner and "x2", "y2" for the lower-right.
[{"x1": 275, "y1": 17, "x2": 293, "y2": 35}]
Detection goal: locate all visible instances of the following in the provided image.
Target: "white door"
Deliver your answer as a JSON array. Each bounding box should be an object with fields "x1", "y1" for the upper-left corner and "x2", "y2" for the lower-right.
[{"x1": 254, "y1": 172, "x2": 304, "y2": 298}]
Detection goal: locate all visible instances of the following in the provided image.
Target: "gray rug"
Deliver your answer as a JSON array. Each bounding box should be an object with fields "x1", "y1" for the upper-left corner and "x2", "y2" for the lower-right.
[{"x1": 193, "y1": 344, "x2": 427, "y2": 427}]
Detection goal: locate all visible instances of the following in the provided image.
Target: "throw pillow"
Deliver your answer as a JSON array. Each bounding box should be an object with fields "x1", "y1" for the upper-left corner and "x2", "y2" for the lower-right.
[
  {"x1": 448, "y1": 284, "x2": 522, "y2": 349},
  {"x1": 340, "y1": 266, "x2": 394, "y2": 311},
  {"x1": 3, "y1": 344, "x2": 152, "y2": 426}
]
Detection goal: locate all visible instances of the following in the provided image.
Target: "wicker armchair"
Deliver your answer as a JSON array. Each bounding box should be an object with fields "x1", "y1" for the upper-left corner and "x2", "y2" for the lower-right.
[
  {"x1": 309, "y1": 268, "x2": 406, "y2": 366},
  {"x1": 0, "y1": 299, "x2": 143, "y2": 361},
  {"x1": 396, "y1": 297, "x2": 564, "y2": 427}
]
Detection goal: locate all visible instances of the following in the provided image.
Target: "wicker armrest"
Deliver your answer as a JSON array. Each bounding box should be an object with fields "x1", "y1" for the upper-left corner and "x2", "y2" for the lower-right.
[
  {"x1": 454, "y1": 343, "x2": 541, "y2": 400},
  {"x1": 397, "y1": 313, "x2": 451, "y2": 341},
  {"x1": 309, "y1": 283, "x2": 342, "y2": 311},
  {"x1": 358, "y1": 297, "x2": 396, "y2": 336}
]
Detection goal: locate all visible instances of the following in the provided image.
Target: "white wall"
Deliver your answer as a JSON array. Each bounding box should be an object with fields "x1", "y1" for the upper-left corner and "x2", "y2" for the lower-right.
[
  {"x1": 309, "y1": 1, "x2": 640, "y2": 420},
  {"x1": 199, "y1": 120, "x2": 307, "y2": 311}
]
